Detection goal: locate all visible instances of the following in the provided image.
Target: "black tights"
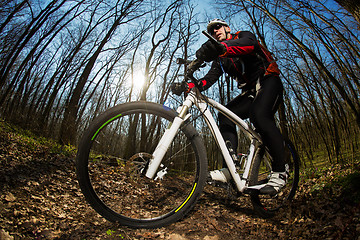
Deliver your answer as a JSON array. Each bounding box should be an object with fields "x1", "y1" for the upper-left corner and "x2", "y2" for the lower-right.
[{"x1": 218, "y1": 76, "x2": 285, "y2": 172}]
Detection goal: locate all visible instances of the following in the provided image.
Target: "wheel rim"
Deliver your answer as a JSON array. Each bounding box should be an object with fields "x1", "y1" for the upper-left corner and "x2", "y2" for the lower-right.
[{"x1": 83, "y1": 109, "x2": 201, "y2": 222}]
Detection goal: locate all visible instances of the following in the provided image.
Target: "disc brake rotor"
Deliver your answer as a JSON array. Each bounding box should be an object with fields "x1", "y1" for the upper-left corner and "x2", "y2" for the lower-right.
[{"x1": 126, "y1": 153, "x2": 153, "y2": 179}]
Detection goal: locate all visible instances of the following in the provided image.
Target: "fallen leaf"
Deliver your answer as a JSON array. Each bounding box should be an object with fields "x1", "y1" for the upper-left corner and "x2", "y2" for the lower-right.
[
  {"x1": 204, "y1": 236, "x2": 219, "y2": 240},
  {"x1": 0, "y1": 229, "x2": 14, "y2": 240},
  {"x1": 4, "y1": 193, "x2": 16, "y2": 202},
  {"x1": 167, "y1": 233, "x2": 188, "y2": 240}
]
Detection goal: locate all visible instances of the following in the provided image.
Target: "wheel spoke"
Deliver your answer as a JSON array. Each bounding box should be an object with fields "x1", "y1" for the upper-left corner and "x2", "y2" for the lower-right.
[
  {"x1": 76, "y1": 102, "x2": 207, "y2": 228},
  {"x1": 249, "y1": 141, "x2": 299, "y2": 218}
]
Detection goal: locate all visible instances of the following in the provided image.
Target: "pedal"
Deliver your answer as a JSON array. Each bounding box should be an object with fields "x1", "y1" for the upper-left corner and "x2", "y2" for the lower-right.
[
  {"x1": 245, "y1": 184, "x2": 279, "y2": 197},
  {"x1": 244, "y1": 183, "x2": 266, "y2": 195}
]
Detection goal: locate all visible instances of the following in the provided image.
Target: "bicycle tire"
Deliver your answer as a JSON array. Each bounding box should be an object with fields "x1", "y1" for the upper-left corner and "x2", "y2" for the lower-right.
[
  {"x1": 76, "y1": 101, "x2": 208, "y2": 228},
  {"x1": 249, "y1": 139, "x2": 300, "y2": 218}
]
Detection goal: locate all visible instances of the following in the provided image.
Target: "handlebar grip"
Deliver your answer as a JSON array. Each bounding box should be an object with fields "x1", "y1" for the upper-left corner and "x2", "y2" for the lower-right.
[
  {"x1": 176, "y1": 58, "x2": 192, "y2": 65},
  {"x1": 176, "y1": 58, "x2": 186, "y2": 64}
]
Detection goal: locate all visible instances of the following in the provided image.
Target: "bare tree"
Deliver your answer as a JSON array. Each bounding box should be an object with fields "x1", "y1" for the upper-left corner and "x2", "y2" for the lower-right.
[
  {"x1": 59, "y1": 0, "x2": 145, "y2": 144},
  {"x1": 0, "y1": 0, "x2": 67, "y2": 89},
  {"x1": 0, "y1": 0, "x2": 28, "y2": 34},
  {"x1": 0, "y1": 0, "x2": 87, "y2": 116},
  {"x1": 216, "y1": 0, "x2": 360, "y2": 164},
  {"x1": 335, "y1": 0, "x2": 360, "y2": 25}
]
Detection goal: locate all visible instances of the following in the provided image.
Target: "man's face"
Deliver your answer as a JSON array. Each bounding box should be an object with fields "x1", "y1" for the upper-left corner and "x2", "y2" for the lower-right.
[{"x1": 211, "y1": 24, "x2": 231, "y2": 41}]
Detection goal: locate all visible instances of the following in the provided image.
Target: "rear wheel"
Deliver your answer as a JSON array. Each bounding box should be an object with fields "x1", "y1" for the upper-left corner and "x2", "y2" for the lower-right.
[
  {"x1": 249, "y1": 140, "x2": 299, "y2": 218},
  {"x1": 76, "y1": 101, "x2": 208, "y2": 228}
]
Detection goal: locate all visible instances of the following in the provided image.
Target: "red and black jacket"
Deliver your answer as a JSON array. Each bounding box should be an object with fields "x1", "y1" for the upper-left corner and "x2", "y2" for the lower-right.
[{"x1": 199, "y1": 31, "x2": 276, "y2": 91}]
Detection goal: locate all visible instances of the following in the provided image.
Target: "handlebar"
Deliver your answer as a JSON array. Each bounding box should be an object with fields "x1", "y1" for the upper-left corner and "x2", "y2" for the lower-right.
[
  {"x1": 176, "y1": 58, "x2": 204, "y2": 89},
  {"x1": 174, "y1": 30, "x2": 222, "y2": 91}
]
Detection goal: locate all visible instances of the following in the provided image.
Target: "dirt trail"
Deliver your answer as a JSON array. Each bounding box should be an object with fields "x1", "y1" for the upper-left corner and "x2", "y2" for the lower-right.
[{"x1": 0, "y1": 126, "x2": 359, "y2": 239}]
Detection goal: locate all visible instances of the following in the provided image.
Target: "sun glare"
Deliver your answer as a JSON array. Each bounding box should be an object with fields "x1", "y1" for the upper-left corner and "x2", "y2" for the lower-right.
[{"x1": 131, "y1": 70, "x2": 146, "y2": 92}]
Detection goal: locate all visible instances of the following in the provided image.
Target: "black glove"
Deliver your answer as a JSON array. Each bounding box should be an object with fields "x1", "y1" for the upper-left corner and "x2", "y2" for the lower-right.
[
  {"x1": 170, "y1": 82, "x2": 188, "y2": 96},
  {"x1": 196, "y1": 40, "x2": 227, "y2": 62},
  {"x1": 171, "y1": 82, "x2": 196, "y2": 96}
]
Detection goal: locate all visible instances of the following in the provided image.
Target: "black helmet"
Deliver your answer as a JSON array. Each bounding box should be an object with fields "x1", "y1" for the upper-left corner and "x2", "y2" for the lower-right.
[{"x1": 207, "y1": 18, "x2": 229, "y2": 33}]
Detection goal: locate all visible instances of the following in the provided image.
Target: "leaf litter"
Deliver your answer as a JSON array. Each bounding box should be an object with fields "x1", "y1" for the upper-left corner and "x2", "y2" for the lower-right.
[{"x1": 0, "y1": 123, "x2": 359, "y2": 239}]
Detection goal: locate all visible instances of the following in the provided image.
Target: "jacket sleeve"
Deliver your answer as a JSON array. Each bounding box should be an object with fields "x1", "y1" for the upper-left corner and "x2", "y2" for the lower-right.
[
  {"x1": 198, "y1": 60, "x2": 223, "y2": 91},
  {"x1": 220, "y1": 31, "x2": 258, "y2": 57}
]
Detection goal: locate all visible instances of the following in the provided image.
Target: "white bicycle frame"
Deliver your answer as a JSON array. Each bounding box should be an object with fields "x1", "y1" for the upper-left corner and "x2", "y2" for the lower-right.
[{"x1": 145, "y1": 89, "x2": 267, "y2": 192}]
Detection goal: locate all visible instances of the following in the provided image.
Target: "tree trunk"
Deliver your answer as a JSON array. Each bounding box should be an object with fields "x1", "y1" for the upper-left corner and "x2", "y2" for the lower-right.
[{"x1": 59, "y1": 0, "x2": 139, "y2": 144}]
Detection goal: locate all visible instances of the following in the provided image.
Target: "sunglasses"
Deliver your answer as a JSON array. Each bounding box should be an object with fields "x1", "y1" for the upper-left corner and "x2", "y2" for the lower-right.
[{"x1": 209, "y1": 24, "x2": 224, "y2": 34}]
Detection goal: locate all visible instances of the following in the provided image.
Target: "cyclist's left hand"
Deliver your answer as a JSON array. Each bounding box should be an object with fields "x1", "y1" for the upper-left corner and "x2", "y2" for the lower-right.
[
  {"x1": 196, "y1": 40, "x2": 226, "y2": 62},
  {"x1": 170, "y1": 82, "x2": 195, "y2": 96}
]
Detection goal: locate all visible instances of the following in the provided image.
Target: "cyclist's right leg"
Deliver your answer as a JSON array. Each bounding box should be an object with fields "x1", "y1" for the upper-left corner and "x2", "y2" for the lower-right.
[{"x1": 249, "y1": 75, "x2": 286, "y2": 194}]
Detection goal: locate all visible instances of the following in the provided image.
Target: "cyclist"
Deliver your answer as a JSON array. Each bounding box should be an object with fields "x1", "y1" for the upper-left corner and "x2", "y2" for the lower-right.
[{"x1": 173, "y1": 19, "x2": 287, "y2": 195}]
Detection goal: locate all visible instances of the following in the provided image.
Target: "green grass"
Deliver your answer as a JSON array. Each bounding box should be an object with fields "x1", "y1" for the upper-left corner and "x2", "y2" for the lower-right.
[
  {"x1": 0, "y1": 119, "x2": 76, "y2": 158},
  {"x1": 300, "y1": 159, "x2": 360, "y2": 204}
]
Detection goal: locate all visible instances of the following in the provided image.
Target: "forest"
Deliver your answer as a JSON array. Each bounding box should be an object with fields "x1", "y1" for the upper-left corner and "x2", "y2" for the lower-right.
[
  {"x1": 1, "y1": 0, "x2": 360, "y2": 239},
  {"x1": 0, "y1": 0, "x2": 359, "y2": 168}
]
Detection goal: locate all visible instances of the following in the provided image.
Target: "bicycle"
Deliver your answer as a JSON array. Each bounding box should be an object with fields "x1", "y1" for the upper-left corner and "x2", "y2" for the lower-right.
[{"x1": 76, "y1": 32, "x2": 300, "y2": 229}]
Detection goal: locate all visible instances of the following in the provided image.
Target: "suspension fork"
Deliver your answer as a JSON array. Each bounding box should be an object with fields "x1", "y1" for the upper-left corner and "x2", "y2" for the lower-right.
[{"x1": 145, "y1": 93, "x2": 195, "y2": 179}]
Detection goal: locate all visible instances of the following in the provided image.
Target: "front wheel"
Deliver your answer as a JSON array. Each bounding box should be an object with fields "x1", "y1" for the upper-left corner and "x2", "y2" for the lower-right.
[
  {"x1": 249, "y1": 140, "x2": 300, "y2": 218},
  {"x1": 76, "y1": 101, "x2": 208, "y2": 228}
]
